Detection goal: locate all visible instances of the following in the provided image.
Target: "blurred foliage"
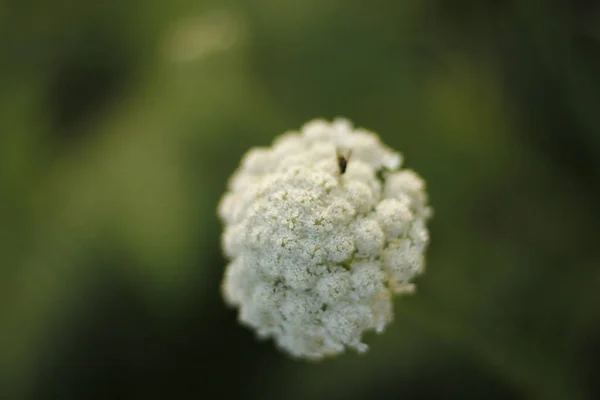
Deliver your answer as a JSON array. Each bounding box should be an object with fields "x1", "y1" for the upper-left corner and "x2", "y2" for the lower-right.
[{"x1": 1, "y1": 0, "x2": 600, "y2": 399}]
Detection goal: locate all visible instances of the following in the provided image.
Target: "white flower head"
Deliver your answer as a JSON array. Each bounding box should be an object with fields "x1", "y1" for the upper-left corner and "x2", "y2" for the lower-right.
[{"x1": 218, "y1": 118, "x2": 432, "y2": 360}]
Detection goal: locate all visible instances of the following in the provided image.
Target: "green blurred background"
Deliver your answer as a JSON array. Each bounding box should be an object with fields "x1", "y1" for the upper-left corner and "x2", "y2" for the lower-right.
[{"x1": 1, "y1": 0, "x2": 599, "y2": 399}]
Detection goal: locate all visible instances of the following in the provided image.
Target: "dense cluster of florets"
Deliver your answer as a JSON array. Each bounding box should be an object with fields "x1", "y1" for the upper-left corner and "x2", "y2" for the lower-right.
[{"x1": 218, "y1": 118, "x2": 432, "y2": 360}]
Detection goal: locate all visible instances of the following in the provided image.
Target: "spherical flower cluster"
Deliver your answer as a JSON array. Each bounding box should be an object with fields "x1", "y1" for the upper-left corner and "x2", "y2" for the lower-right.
[{"x1": 218, "y1": 118, "x2": 432, "y2": 360}]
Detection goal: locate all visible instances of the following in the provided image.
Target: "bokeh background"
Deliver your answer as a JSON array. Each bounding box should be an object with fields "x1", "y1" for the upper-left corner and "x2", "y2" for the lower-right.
[{"x1": 1, "y1": 0, "x2": 600, "y2": 399}]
